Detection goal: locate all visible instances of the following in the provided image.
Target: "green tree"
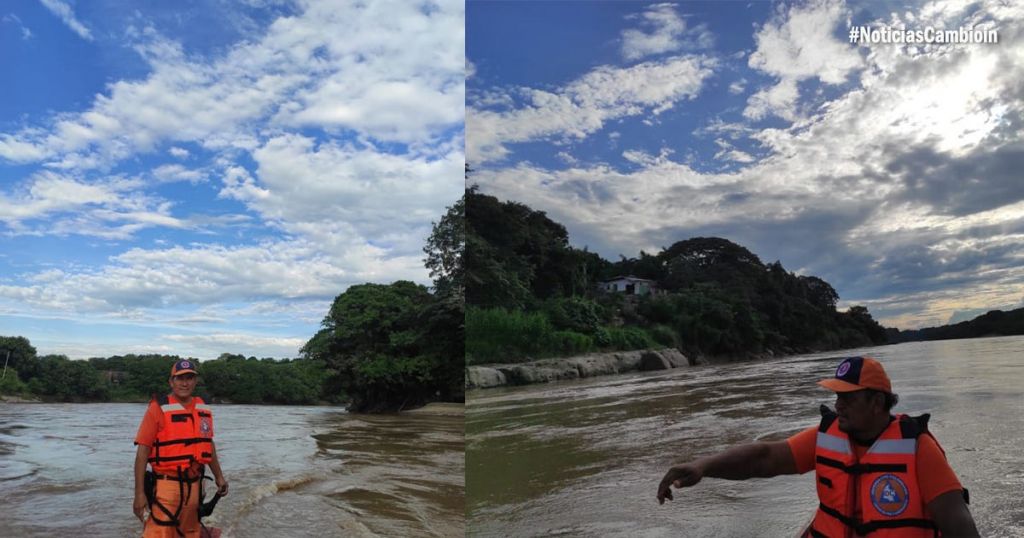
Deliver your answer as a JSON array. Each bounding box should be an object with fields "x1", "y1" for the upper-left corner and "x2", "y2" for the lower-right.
[
  {"x1": 29, "y1": 355, "x2": 108, "y2": 401},
  {"x1": 0, "y1": 336, "x2": 39, "y2": 382},
  {"x1": 303, "y1": 281, "x2": 445, "y2": 412},
  {"x1": 424, "y1": 194, "x2": 465, "y2": 298}
]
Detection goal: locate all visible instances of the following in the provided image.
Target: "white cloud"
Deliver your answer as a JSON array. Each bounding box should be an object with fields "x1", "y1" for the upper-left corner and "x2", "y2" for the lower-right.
[
  {"x1": 744, "y1": 78, "x2": 799, "y2": 121},
  {"x1": 728, "y1": 78, "x2": 747, "y2": 95},
  {"x1": 164, "y1": 332, "x2": 307, "y2": 358},
  {"x1": 621, "y1": 3, "x2": 713, "y2": 61},
  {"x1": 0, "y1": 171, "x2": 247, "y2": 239},
  {"x1": 3, "y1": 14, "x2": 34, "y2": 39},
  {"x1": 3, "y1": 0, "x2": 465, "y2": 170},
  {"x1": 221, "y1": 133, "x2": 463, "y2": 265},
  {"x1": 1, "y1": 0, "x2": 466, "y2": 359},
  {"x1": 468, "y1": 55, "x2": 715, "y2": 163},
  {"x1": 269, "y1": 0, "x2": 465, "y2": 143},
  {"x1": 0, "y1": 172, "x2": 125, "y2": 226},
  {"x1": 38, "y1": 0, "x2": 93, "y2": 40},
  {"x1": 556, "y1": 151, "x2": 578, "y2": 165},
  {"x1": 0, "y1": 241, "x2": 343, "y2": 313},
  {"x1": 744, "y1": 0, "x2": 862, "y2": 121},
  {"x1": 152, "y1": 164, "x2": 206, "y2": 184},
  {"x1": 0, "y1": 134, "x2": 47, "y2": 162},
  {"x1": 713, "y1": 138, "x2": 756, "y2": 163}
]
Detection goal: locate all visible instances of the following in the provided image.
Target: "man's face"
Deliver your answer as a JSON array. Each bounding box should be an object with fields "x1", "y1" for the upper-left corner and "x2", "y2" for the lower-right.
[
  {"x1": 834, "y1": 389, "x2": 878, "y2": 434},
  {"x1": 169, "y1": 373, "x2": 197, "y2": 399}
]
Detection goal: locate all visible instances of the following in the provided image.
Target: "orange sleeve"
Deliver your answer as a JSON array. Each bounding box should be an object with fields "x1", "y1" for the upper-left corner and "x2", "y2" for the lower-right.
[
  {"x1": 134, "y1": 401, "x2": 163, "y2": 447},
  {"x1": 917, "y1": 433, "x2": 963, "y2": 505},
  {"x1": 786, "y1": 426, "x2": 818, "y2": 474}
]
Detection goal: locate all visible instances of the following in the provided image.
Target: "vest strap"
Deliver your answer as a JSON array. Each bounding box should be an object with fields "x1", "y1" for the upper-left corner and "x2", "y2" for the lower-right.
[
  {"x1": 860, "y1": 517, "x2": 938, "y2": 533},
  {"x1": 153, "y1": 437, "x2": 213, "y2": 447},
  {"x1": 815, "y1": 455, "x2": 907, "y2": 474},
  {"x1": 149, "y1": 454, "x2": 194, "y2": 464},
  {"x1": 819, "y1": 503, "x2": 938, "y2": 535},
  {"x1": 153, "y1": 472, "x2": 201, "y2": 483}
]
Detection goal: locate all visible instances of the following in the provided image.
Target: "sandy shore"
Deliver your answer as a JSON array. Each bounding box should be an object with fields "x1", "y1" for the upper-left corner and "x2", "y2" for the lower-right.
[{"x1": 402, "y1": 402, "x2": 464, "y2": 416}]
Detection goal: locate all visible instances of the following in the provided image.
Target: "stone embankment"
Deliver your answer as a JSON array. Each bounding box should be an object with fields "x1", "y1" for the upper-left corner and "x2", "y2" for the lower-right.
[{"x1": 466, "y1": 348, "x2": 701, "y2": 389}]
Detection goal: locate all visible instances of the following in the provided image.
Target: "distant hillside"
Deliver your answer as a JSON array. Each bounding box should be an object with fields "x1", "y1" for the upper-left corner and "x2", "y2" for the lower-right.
[
  {"x1": 887, "y1": 308, "x2": 1024, "y2": 343},
  {"x1": 465, "y1": 187, "x2": 889, "y2": 364}
]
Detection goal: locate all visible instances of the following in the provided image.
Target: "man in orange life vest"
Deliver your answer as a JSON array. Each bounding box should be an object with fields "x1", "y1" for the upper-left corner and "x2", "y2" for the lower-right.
[
  {"x1": 133, "y1": 359, "x2": 229, "y2": 537},
  {"x1": 657, "y1": 356, "x2": 979, "y2": 537}
]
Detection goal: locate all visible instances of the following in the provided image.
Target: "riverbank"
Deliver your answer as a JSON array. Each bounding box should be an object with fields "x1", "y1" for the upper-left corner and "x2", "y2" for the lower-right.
[
  {"x1": 402, "y1": 402, "x2": 465, "y2": 416},
  {"x1": 466, "y1": 347, "x2": 791, "y2": 389},
  {"x1": 466, "y1": 348, "x2": 706, "y2": 389},
  {"x1": 0, "y1": 394, "x2": 41, "y2": 403}
]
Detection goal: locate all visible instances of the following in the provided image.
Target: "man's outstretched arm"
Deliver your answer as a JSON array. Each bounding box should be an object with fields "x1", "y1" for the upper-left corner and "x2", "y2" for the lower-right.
[{"x1": 657, "y1": 440, "x2": 797, "y2": 504}]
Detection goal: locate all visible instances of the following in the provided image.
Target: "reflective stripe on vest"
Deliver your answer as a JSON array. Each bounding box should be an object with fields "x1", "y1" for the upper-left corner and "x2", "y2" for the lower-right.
[
  {"x1": 149, "y1": 395, "x2": 214, "y2": 473},
  {"x1": 809, "y1": 410, "x2": 937, "y2": 538},
  {"x1": 816, "y1": 432, "x2": 852, "y2": 455},
  {"x1": 867, "y1": 439, "x2": 917, "y2": 455}
]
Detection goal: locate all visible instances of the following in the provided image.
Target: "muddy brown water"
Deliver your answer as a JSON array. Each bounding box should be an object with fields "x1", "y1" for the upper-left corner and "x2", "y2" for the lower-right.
[
  {"x1": 0, "y1": 403, "x2": 464, "y2": 537},
  {"x1": 467, "y1": 336, "x2": 1024, "y2": 537}
]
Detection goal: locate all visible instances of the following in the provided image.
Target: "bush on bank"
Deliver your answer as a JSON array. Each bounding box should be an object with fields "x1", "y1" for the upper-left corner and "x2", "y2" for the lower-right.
[{"x1": 465, "y1": 306, "x2": 659, "y2": 365}]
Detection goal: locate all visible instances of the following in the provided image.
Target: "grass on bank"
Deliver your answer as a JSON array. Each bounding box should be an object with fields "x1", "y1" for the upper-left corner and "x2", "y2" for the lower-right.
[{"x1": 465, "y1": 306, "x2": 669, "y2": 365}]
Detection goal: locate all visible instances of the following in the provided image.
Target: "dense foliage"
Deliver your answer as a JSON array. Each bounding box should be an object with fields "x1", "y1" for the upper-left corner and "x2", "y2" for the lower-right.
[
  {"x1": 465, "y1": 188, "x2": 889, "y2": 364},
  {"x1": 424, "y1": 193, "x2": 465, "y2": 298},
  {"x1": 0, "y1": 338, "x2": 330, "y2": 404},
  {"x1": 887, "y1": 307, "x2": 1024, "y2": 343},
  {"x1": 301, "y1": 280, "x2": 464, "y2": 412}
]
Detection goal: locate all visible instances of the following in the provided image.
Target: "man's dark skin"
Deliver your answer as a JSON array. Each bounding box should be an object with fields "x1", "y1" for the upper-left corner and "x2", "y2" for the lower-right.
[{"x1": 657, "y1": 389, "x2": 979, "y2": 537}]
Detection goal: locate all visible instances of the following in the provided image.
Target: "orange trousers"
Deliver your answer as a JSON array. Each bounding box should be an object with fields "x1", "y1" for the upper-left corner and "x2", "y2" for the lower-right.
[{"x1": 142, "y1": 475, "x2": 201, "y2": 538}]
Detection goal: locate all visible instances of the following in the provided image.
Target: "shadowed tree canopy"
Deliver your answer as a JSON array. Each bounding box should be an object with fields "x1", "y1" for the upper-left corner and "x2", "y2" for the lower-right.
[
  {"x1": 302, "y1": 281, "x2": 460, "y2": 412},
  {"x1": 466, "y1": 187, "x2": 610, "y2": 308},
  {"x1": 888, "y1": 307, "x2": 1024, "y2": 343},
  {"x1": 465, "y1": 191, "x2": 891, "y2": 363},
  {"x1": 424, "y1": 194, "x2": 465, "y2": 298}
]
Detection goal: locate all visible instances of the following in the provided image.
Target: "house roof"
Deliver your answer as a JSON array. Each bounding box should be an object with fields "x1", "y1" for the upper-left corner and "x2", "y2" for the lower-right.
[{"x1": 600, "y1": 275, "x2": 657, "y2": 284}]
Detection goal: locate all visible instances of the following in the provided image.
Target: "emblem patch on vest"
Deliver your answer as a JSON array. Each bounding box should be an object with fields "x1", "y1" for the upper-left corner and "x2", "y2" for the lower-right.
[
  {"x1": 201, "y1": 417, "x2": 212, "y2": 436},
  {"x1": 870, "y1": 474, "x2": 910, "y2": 516}
]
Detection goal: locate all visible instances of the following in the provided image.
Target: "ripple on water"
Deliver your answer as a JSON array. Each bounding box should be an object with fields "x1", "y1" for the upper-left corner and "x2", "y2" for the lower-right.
[{"x1": 0, "y1": 459, "x2": 37, "y2": 481}]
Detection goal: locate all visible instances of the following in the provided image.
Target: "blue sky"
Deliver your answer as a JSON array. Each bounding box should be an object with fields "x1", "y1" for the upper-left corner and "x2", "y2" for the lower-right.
[
  {"x1": 0, "y1": 0, "x2": 464, "y2": 359},
  {"x1": 468, "y1": 0, "x2": 1024, "y2": 330}
]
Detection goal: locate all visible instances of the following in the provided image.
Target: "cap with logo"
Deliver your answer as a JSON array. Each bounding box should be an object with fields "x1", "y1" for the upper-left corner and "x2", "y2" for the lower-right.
[
  {"x1": 817, "y1": 356, "x2": 892, "y2": 394},
  {"x1": 170, "y1": 359, "x2": 198, "y2": 377}
]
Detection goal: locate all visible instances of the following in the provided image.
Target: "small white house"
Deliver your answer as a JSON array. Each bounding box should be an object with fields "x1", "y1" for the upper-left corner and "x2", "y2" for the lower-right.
[{"x1": 599, "y1": 276, "x2": 658, "y2": 296}]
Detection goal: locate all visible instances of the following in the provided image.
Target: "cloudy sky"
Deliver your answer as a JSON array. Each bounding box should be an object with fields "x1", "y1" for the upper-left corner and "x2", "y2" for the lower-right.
[
  {"x1": 467, "y1": 0, "x2": 1023, "y2": 330},
  {"x1": 0, "y1": 0, "x2": 464, "y2": 359}
]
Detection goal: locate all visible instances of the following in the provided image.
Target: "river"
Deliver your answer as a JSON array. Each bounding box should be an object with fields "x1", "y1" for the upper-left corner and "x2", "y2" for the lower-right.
[
  {"x1": 466, "y1": 336, "x2": 1024, "y2": 537},
  {"x1": 0, "y1": 403, "x2": 464, "y2": 537}
]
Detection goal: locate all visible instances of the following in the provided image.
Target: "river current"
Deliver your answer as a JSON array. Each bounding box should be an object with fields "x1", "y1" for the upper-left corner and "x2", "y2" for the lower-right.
[
  {"x1": 0, "y1": 403, "x2": 464, "y2": 537},
  {"x1": 466, "y1": 336, "x2": 1024, "y2": 537}
]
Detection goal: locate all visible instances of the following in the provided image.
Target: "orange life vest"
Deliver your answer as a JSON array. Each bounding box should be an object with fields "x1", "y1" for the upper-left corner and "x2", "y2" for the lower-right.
[
  {"x1": 149, "y1": 394, "x2": 214, "y2": 474},
  {"x1": 805, "y1": 405, "x2": 937, "y2": 538}
]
